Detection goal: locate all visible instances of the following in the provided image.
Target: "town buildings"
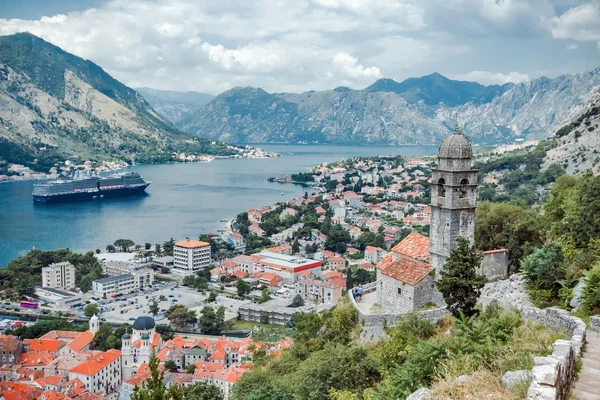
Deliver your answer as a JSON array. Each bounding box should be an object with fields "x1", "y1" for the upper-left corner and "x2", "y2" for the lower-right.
[
  {"x1": 92, "y1": 268, "x2": 154, "y2": 298},
  {"x1": 173, "y1": 239, "x2": 211, "y2": 275},
  {"x1": 42, "y1": 262, "x2": 76, "y2": 290}
]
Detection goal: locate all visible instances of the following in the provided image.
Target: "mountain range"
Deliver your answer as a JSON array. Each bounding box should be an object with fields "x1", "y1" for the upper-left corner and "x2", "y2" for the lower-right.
[
  {"x1": 135, "y1": 87, "x2": 214, "y2": 123},
  {"x1": 0, "y1": 33, "x2": 232, "y2": 172},
  {"x1": 177, "y1": 68, "x2": 600, "y2": 145}
]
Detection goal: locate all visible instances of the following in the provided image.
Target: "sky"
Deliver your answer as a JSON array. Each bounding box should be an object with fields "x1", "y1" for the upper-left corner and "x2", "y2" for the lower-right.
[{"x1": 0, "y1": 0, "x2": 599, "y2": 95}]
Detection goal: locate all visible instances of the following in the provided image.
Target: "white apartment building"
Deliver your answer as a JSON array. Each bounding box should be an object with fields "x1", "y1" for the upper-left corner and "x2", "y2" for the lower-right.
[
  {"x1": 92, "y1": 269, "x2": 154, "y2": 298},
  {"x1": 173, "y1": 239, "x2": 211, "y2": 275},
  {"x1": 42, "y1": 262, "x2": 76, "y2": 290}
]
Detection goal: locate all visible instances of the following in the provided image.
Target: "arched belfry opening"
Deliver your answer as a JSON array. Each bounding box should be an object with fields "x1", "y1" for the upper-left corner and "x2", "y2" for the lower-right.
[
  {"x1": 459, "y1": 178, "x2": 469, "y2": 198},
  {"x1": 437, "y1": 178, "x2": 446, "y2": 198}
]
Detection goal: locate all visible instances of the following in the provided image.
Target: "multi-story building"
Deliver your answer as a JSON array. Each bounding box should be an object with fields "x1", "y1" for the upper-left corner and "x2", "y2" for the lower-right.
[
  {"x1": 68, "y1": 349, "x2": 122, "y2": 395},
  {"x1": 0, "y1": 335, "x2": 23, "y2": 366},
  {"x1": 93, "y1": 269, "x2": 154, "y2": 297},
  {"x1": 42, "y1": 262, "x2": 76, "y2": 290},
  {"x1": 365, "y1": 246, "x2": 387, "y2": 264},
  {"x1": 299, "y1": 279, "x2": 344, "y2": 304},
  {"x1": 173, "y1": 239, "x2": 211, "y2": 275}
]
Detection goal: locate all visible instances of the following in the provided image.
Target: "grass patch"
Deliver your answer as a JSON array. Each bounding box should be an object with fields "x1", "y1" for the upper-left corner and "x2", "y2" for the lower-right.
[{"x1": 229, "y1": 320, "x2": 281, "y2": 330}]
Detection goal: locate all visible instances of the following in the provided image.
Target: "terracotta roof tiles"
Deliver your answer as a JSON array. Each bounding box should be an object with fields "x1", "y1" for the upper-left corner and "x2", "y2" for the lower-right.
[{"x1": 390, "y1": 232, "x2": 430, "y2": 259}]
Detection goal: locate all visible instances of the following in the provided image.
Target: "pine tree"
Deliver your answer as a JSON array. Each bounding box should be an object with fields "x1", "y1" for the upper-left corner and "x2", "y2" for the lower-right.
[
  {"x1": 131, "y1": 355, "x2": 184, "y2": 400},
  {"x1": 435, "y1": 236, "x2": 486, "y2": 317}
]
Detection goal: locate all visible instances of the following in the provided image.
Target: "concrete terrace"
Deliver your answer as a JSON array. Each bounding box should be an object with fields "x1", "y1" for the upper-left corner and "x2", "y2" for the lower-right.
[{"x1": 353, "y1": 290, "x2": 381, "y2": 315}]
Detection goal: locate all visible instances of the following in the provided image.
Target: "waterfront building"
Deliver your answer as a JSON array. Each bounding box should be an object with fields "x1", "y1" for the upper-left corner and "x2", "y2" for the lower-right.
[
  {"x1": 152, "y1": 256, "x2": 174, "y2": 270},
  {"x1": 173, "y1": 239, "x2": 211, "y2": 275},
  {"x1": 42, "y1": 262, "x2": 76, "y2": 290},
  {"x1": 299, "y1": 278, "x2": 344, "y2": 304},
  {"x1": 35, "y1": 287, "x2": 84, "y2": 309}
]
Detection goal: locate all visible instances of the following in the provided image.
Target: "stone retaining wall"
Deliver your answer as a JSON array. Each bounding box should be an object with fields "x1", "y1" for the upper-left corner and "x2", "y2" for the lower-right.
[
  {"x1": 509, "y1": 307, "x2": 586, "y2": 400},
  {"x1": 349, "y1": 285, "x2": 449, "y2": 342}
]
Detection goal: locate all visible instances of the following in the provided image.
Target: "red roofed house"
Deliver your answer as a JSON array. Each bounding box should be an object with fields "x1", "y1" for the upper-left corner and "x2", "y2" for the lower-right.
[
  {"x1": 364, "y1": 246, "x2": 387, "y2": 264},
  {"x1": 376, "y1": 232, "x2": 435, "y2": 314},
  {"x1": 68, "y1": 349, "x2": 121, "y2": 395},
  {"x1": 212, "y1": 365, "x2": 248, "y2": 399},
  {"x1": 258, "y1": 272, "x2": 282, "y2": 287},
  {"x1": 326, "y1": 256, "x2": 346, "y2": 271}
]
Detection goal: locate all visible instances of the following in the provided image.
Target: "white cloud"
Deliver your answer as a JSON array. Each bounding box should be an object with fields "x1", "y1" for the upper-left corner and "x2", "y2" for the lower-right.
[
  {"x1": 0, "y1": 0, "x2": 596, "y2": 94},
  {"x1": 549, "y1": 2, "x2": 600, "y2": 41},
  {"x1": 333, "y1": 52, "x2": 382, "y2": 79},
  {"x1": 452, "y1": 71, "x2": 531, "y2": 86}
]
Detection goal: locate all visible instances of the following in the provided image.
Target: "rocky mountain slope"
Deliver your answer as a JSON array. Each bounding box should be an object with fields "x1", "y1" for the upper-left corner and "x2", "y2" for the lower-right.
[
  {"x1": 543, "y1": 86, "x2": 600, "y2": 175},
  {"x1": 135, "y1": 87, "x2": 214, "y2": 123},
  {"x1": 179, "y1": 68, "x2": 600, "y2": 145},
  {"x1": 0, "y1": 33, "x2": 232, "y2": 172}
]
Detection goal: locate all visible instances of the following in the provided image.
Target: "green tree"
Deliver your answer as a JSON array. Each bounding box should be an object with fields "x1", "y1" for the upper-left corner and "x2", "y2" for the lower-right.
[
  {"x1": 164, "y1": 360, "x2": 178, "y2": 372},
  {"x1": 83, "y1": 303, "x2": 99, "y2": 318},
  {"x1": 522, "y1": 242, "x2": 565, "y2": 297},
  {"x1": 106, "y1": 244, "x2": 115, "y2": 253},
  {"x1": 148, "y1": 297, "x2": 159, "y2": 316},
  {"x1": 165, "y1": 305, "x2": 197, "y2": 327},
  {"x1": 289, "y1": 294, "x2": 305, "y2": 308},
  {"x1": 114, "y1": 239, "x2": 135, "y2": 252},
  {"x1": 131, "y1": 355, "x2": 184, "y2": 400},
  {"x1": 183, "y1": 381, "x2": 223, "y2": 400},
  {"x1": 163, "y1": 238, "x2": 175, "y2": 256},
  {"x1": 258, "y1": 287, "x2": 272, "y2": 304},
  {"x1": 236, "y1": 279, "x2": 251, "y2": 297},
  {"x1": 324, "y1": 224, "x2": 351, "y2": 253},
  {"x1": 199, "y1": 306, "x2": 228, "y2": 335},
  {"x1": 207, "y1": 292, "x2": 217, "y2": 302},
  {"x1": 185, "y1": 364, "x2": 197, "y2": 374},
  {"x1": 435, "y1": 237, "x2": 486, "y2": 318},
  {"x1": 581, "y1": 263, "x2": 600, "y2": 313},
  {"x1": 292, "y1": 240, "x2": 300, "y2": 254},
  {"x1": 475, "y1": 201, "x2": 545, "y2": 270}
]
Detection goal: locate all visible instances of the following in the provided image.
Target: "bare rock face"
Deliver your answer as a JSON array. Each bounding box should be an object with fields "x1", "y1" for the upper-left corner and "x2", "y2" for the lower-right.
[{"x1": 180, "y1": 67, "x2": 600, "y2": 146}]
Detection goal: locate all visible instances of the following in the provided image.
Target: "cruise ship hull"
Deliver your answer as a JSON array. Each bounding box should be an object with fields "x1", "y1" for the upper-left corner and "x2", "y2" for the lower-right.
[{"x1": 34, "y1": 184, "x2": 149, "y2": 204}]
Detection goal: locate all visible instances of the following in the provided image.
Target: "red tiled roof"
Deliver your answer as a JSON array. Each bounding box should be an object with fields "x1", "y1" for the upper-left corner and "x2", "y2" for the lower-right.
[
  {"x1": 39, "y1": 390, "x2": 68, "y2": 400},
  {"x1": 67, "y1": 331, "x2": 94, "y2": 353},
  {"x1": 390, "y1": 232, "x2": 429, "y2": 259},
  {"x1": 24, "y1": 339, "x2": 63, "y2": 353},
  {"x1": 483, "y1": 248, "x2": 507, "y2": 254},
  {"x1": 175, "y1": 239, "x2": 210, "y2": 249},
  {"x1": 18, "y1": 352, "x2": 58, "y2": 367},
  {"x1": 377, "y1": 253, "x2": 433, "y2": 286},
  {"x1": 0, "y1": 382, "x2": 41, "y2": 400},
  {"x1": 0, "y1": 335, "x2": 21, "y2": 351},
  {"x1": 39, "y1": 331, "x2": 81, "y2": 341},
  {"x1": 69, "y1": 350, "x2": 121, "y2": 376}
]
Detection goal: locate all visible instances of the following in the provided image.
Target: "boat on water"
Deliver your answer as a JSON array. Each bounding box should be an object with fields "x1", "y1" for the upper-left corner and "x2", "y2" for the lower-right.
[{"x1": 33, "y1": 172, "x2": 150, "y2": 203}]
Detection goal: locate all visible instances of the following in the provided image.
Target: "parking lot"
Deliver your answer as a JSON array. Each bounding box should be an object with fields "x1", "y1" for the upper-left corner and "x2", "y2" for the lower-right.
[{"x1": 96, "y1": 283, "x2": 250, "y2": 324}]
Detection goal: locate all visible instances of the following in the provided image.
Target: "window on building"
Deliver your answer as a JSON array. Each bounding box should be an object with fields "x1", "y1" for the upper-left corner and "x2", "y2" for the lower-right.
[{"x1": 397, "y1": 288, "x2": 402, "y2": 295}]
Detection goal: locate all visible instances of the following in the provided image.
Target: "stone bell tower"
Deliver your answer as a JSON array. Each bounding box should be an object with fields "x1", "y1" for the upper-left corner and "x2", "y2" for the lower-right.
[{"x1": 429, "y1": 126, "x2": 478, "y2": 275}]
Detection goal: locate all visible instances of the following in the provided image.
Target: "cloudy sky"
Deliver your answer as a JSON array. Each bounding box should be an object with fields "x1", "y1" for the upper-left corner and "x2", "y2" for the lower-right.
[{"x1": 1, "y1": 0, "x2": 599, "y2": 95}]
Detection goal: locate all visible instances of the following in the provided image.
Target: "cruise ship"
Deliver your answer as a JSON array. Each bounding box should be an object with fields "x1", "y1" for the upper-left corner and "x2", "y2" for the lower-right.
[{"x1": 33, "y1": 172, "x2": 150, "y2": 203}]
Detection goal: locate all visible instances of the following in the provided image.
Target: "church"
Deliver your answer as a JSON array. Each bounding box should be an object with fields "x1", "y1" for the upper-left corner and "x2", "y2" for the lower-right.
[
  {"x1": 120, "y1": 316, "x2": 162, "y2": 379},
  {"x1": 376, "y1": 127, "x2": 508, "y2": 314}
]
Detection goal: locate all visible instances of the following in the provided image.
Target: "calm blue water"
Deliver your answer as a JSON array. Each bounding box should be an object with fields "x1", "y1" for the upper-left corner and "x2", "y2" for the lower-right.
[{"x1": 0, "y1": 144, "x2": 436, "y2": 267}]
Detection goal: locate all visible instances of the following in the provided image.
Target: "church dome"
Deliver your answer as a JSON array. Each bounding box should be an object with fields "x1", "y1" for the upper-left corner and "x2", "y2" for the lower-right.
[
  {"x1": 132, "y1": 316, "x2": 155, "y2": 331},
  {"x1": 438, "y1": 126, "x2": 472, "y2": 159},
  {"x1": 122, "y1": 332, "x2": 130, "y2": 340}
]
